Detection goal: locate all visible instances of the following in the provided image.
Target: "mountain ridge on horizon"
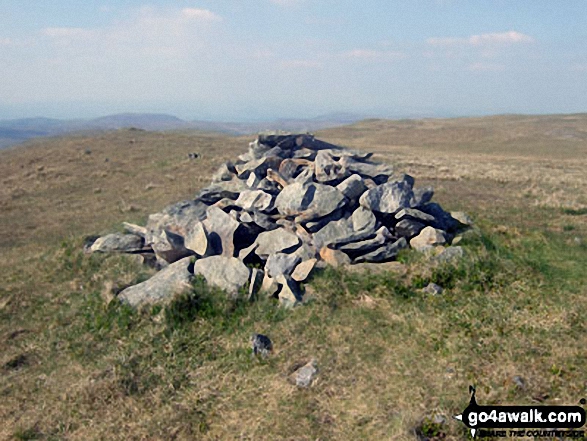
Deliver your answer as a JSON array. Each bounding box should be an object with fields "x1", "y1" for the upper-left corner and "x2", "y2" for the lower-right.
[
  {"x1": 2, "y1": 111, "x2": 587, "y2": 150},
  {"x1": 0, "y1": 111, "x2": 374, "y2": 149}
]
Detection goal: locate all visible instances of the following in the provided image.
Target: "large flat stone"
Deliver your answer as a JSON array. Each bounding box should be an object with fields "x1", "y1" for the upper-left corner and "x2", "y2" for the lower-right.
[
  {"x1": 193, "y1": 256, "x2": 251, "y2": 295},
  {"x1": 91, "y1": 233, "x2": 145, "y2": 253},
  {"x1": 275, "y1": 182, "x2": 346, "y2": 219},
  {"x1": 119, "y1": 257, "x2": 193, "y2": 307},
  {"x1": 254, "y1": 228, "x2": 301, "y2": 258}
]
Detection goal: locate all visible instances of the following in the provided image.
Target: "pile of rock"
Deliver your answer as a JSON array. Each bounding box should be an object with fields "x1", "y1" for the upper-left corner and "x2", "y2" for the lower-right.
[{"x1": 88, "y1": 133, "x2": 470, "y2": 308}]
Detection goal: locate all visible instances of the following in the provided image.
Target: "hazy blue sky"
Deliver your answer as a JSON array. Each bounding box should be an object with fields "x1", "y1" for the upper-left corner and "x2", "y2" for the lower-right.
[{"x1": 1, "y1": 1, "x2": 586, "y2": 120}]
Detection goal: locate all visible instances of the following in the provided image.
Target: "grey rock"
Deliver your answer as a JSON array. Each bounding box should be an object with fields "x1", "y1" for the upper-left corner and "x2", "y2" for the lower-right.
[
  {"x1": 312, "y1": 218, "x2": 353, "y2": 249},
  {"x1": 260, "y1": 273, "x2": 280, "y2": 297},
  {"x1": 275, "y1": 182, "x2": 346, "y2": 220},
  {"x1": 351, "y1": 206, "x2": 377, "y2": 232},
  {"x1": 193, "y1": 256, "x2": 250, "y2": 295},
  {"x1": 248, "y1": 268, "x2": 264, "y2": 301},
  {"x1": 276, "y1": 275, "x2": 303, "y2": 308},
  {"x1": 359, "y1": 177, "x2": 415, "y2": 214},
  {"x1": 336, "y1": 174, "x2": 367, "y2": 200},
  {"x1": 292, "y1": 147, "x2": 317, "y2": 160},
  {"x1": 419, "y1": 203, "x2": 458, "y2": 231},
  {"x1": 184, "y1": 221, "x2": 208, "y2": 256},
  {"x1": 293, "y1": 167, "x2": 315, "y2": 185},
  {"x1": 90, "y1": 233, "x2": 145, "y2": 253},
  {"x1": 395, "y1": 208, "x2": 436, "y2": 224},
  {"x1": 251, "y1": 333, "x2": 273, "y2": 358},
  {"x1": 353, "y1": 237, "x2": 408, "y2": 263},
  {"x1": 339, "y1": 227, "x2": 391, "y2": 253},
  {"x1": 118, "y1": 257, "x2": 193, "y2": 307},
  {"x1": 292, "y1": 242, "x2": 318, "y2": 261},
  {"x1": 239, "y1": 211, "x2": 254, "y2": 223},
  {"x1": 451, "y1": 211, "x2": 474, "y2": 227},
  {"x1": 246, "y1": 172, "x2": 262, "y2": 189},
  {"x1": 146, "y1": 200, "x2": 208, "y2": 239},
  {"x1": 319, "y1": 246, "x2": 352, "y2": 267},
  {"x1": 235, "y1": 190, "x2": 274, "y2": 212},
  {"x1": 410, "y1": 226, "x2": 447, "y2": 251},
  {"x1": 303, "y1": 208, "x2": 344, "y2": 233},
  {"x1": 422, "y1": 283, "x2": 443, "y2": 295},
  {"x1": 212, "y1": 162, "x2": 236, "y2": 183},
  {"x1": 252, "y1": 211, "x2": 279, "y2": 231},
  {"x1": 512, "y1": 375, "x2": 526, "y2": 389},
  {"x1": 122, "y1": 222, "x2": 148, "y2": 238},
  {"x1": 291, "y1": 258, "x2": 317, "y2": 282},
  {"x1": 411, "y1": 186, "x2": 434, "y2": 207},
  {"x1": 314, "y1": 217, "x2": 375, "y2": 249},
  {"x1": 315, "y1": 150, "x2": 349, "y2": 183},
  {"x1": 196, "y1": 181, "x2": 247, "y2": 204},
  {"x1": 235, "y1": 156, "x2": 282, "y2": 179},
  {"x1": 203, "y1": 206, "x2": 240, "y2": 257},
  {"x1": 341, "y1": 157, "x2": 393, "y2": 183},
  {"x1": 255, "y1": 228, "x2": 301, "y2": 258},
  {"x1": 151, "y1": 230, "x2": 193, "y2": 263},
  {"x1": 291, "y1": 359, "x2": 318, "y2": 388},
  {"x1": 395, "y1": 219, "x2": 426, "y2": 239},
  {"x1": 265, "y1": 253, "x2": 301, "y2": 278}
]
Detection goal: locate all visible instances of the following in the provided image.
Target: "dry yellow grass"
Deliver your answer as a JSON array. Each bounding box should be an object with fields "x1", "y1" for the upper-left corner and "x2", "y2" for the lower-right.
[{"x1": 0, "y1": 116, "x2": 586, "y2": 441}]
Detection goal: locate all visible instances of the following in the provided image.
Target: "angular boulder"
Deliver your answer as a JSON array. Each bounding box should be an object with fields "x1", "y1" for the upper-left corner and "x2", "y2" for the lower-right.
[
  {"x1": 118, "y1": 257, "x2": 193, "y2": 307},
  {"x1": 193, "y1": 256, "x2": 250, "y2": 295}
]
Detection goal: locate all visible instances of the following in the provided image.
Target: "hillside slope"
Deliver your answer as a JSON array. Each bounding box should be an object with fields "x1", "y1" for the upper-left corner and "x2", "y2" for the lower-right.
[{"x1": 0, "y1": 117, "x2": 586, "y2": 440}]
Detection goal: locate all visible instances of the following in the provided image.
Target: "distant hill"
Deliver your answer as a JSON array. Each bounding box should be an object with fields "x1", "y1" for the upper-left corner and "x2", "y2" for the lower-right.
[{"x1": 0, "y1": 112, "x2": 366, "y2": 149}]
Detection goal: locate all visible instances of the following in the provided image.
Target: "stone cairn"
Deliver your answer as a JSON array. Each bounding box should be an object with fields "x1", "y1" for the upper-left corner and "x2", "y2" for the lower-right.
[{"x1": 87, "y1": 133, "x2": 470, "y2": 308}]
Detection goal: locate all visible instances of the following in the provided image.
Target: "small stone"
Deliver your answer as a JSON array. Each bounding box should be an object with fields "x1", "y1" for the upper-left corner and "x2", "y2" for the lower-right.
[
  {"x1": 422, "y1": 282, "x2": 443, "y2": 295},
  {"x1": 512, "y1": 375, "x2": 526, "y2": 389},
  {"x1": 291, "y1": 359, "x2": 318, "y2": 388},
  {"x1": 251, "y1": 333, "x2": 273, "y2": 358}
]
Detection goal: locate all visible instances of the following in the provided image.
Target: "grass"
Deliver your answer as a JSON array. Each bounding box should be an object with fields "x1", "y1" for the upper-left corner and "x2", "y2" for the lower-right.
[{"x1": 1, "y1": 117, "x2": 586, "y2": 440}]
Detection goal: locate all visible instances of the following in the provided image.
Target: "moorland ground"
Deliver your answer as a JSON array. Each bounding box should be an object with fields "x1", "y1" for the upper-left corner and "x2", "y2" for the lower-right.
[{"x1": 1, "y1": 115, "x2": 586, "y2": 440}]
